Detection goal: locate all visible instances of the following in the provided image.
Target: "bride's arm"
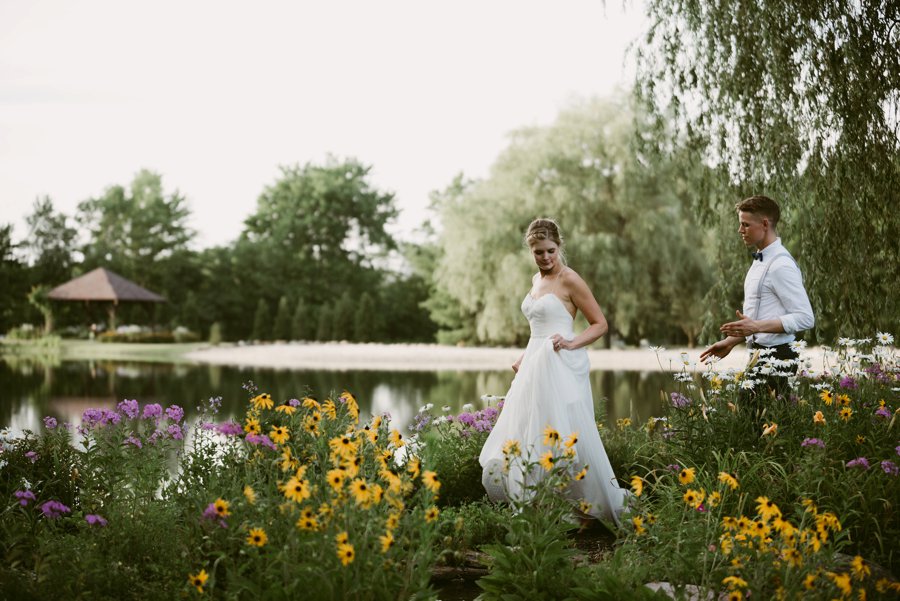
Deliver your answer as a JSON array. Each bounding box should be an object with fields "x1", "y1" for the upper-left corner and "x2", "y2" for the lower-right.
[{"x1": 556, "y1": 273, "x2": 608, "y2": 351}]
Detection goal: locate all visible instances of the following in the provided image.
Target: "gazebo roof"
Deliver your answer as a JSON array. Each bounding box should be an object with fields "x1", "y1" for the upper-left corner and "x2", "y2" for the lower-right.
[{"x1": 47, "y1": 267, "x2": 166, "y2": 303}]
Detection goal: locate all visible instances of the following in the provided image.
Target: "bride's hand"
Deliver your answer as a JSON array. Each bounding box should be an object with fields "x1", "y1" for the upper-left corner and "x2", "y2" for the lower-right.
[{"x1": 550, "y1": 335, "x2": 568, "y2": 352}]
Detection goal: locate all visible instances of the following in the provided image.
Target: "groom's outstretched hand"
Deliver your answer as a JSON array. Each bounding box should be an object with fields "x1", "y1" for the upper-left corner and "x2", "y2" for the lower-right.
[{"x1": 700, "y1": 338, "x2": 738, "y2": 363}]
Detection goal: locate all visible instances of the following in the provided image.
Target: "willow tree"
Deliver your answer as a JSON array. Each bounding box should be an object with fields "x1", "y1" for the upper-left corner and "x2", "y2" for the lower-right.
[
  {"x1": 428, "y1": 97, "x2": 713, "y2": 347},
  {"x1": 637, "y1": 0, "x2": 900, "y2": 340}
]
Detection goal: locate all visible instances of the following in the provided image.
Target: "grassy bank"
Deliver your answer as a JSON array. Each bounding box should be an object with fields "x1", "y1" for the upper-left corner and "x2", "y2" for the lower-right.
[{"x1": 1, "y1": 338, "x2": 210, "y2": 364}]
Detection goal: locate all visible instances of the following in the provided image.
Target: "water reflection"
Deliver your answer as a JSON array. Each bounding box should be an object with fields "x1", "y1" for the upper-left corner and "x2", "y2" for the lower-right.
[{"x1": 0, "y1": 357, "x2": 675, "y2": 434}]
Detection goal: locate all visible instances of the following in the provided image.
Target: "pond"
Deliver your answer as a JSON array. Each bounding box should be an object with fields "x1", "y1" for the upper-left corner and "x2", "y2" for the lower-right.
[{"x1": 0, "y1": 356, "x2": 677, "y2": 435}]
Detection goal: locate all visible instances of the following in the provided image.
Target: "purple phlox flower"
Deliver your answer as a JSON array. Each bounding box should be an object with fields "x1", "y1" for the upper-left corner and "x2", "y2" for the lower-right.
[
  {"x1": 497, "y1": 399, "x2": 505, "y2": 410},
  {"x1": 473, "y1": 419, "x2": 491, "y2": 433},
  {"x1": 80, "y1": 407, "x2": 121, "y2": 432},
  {"x1": 446, "y1": 415, "x2": 455, "y2": 423},
  {"x1": 481, "y1": 406, "x2": 499, "y2": 421},
  {"x1": 896, "y1": 445, "x2": 900, "y2": 457},
  {"x1": 207, "y1": 396, "x2": 223, "y2": 412},
  {"x1": 142, "y1": 403, "x2": 163, "y2": 421},
  {"x1": 165, "y1": 405, "x2": 184, "y2": 423},
  {"x1": 881, "y1": 460, "x2": 899, "y2": 476},
  {"x1": 670, "y1": 392, "x2": 691, "y2": 408},
  {"x1": 839, "y1": 376, "x2": 858, "y2": 390},
  {"x1": 245, "y1": 433, "x2": 277, "y2": 450},
  {"x1": 147, "y1": 430, "x2": 164, "y2": 445},
  {"x1": 801, "y1": 438, "x2": 825, "y2": 449},
  {"x1": 43, "y1": 416, "x2": 57, "y2": 429},
  {"x1": 216, "y1": 421, "x2": 244, "y2": 436},
  {"x1": 124, "y1": 435, "x2": 142, "y2": 449},
  {"x1": 202, "y1": 503, "x2": 228, "y2": 528},
  {"x1": 411, "y1": 414, "x2": 431, "y2": 432},
  {"x1": 288, "y1": 398, "x2": 301, "y2": 407},
  {"x1": 117, "y1": 399, "x2": 140, "y2": 419},
  {"x1": 25, "y1": 451, "x2": 38, "y2": 463},
  {"x1": 667, "y1": 464, "x2": 681, "y2": 472},
  {"x1": 85, "y1": 514, "x2": 108, "y2": 526},
  {"x1": 456, "y1": 413, "x2": 476, "y2": 427},
  {"x1": 166, "y1": 423, "x2": 184, "y2": 440},
  {"x1": 846, "y1": 457, "x2": 870, "y2": 470},
  {"x1": 14, "y1": 490, "x2": 36, "y2": 506},
  {"x1": 696, "y1": 504, "x2": 707, "y2": 513},
  {"x1": 875, "y1": 406, "x2": 891, "y2": 419},
  {"x1": 41, "y1": 500, "x2": 71, "y2": 519},
  {"x1": 241, "y1": 380, "x2": 258, "y2": 394},
  {"x1": 200, "y1": 422, "x2": 216, "y2": 431}
]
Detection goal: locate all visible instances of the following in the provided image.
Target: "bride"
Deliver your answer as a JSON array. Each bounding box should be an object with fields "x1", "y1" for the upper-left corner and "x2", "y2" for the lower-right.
[{"x1": 479, "y1": 218, "x2": 628, "y2": 524}]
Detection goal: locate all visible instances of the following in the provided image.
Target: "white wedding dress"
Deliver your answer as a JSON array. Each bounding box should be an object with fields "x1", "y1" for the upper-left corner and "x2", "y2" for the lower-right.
[{"x1": 479, "y1": 292, "x2": 628, "y2": 524}]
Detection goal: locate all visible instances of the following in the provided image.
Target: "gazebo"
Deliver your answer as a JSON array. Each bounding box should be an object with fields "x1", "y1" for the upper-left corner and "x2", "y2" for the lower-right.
[{"x1": 47, "y1": 267, "x2": 166, "y2": 331}]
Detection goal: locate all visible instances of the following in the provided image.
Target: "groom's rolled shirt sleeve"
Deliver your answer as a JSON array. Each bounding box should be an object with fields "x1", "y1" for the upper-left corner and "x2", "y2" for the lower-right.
[{"x1": 771, "y1": 264, "x2": 815, "y2": 334}]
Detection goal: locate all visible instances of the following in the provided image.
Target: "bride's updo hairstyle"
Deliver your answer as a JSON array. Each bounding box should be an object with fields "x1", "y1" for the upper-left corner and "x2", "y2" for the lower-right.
[{"x1": 524, "y1": 218, "x2": 567, "y2": 263}]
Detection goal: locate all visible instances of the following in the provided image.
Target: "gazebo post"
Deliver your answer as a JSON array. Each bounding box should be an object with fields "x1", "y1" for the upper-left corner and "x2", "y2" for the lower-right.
[{"x1": 108, "y1": 300, "x2": 118, "y2": 331}]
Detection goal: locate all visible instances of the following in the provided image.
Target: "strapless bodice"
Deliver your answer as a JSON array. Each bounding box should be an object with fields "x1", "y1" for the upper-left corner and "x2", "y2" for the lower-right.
[{"x1": 522, "y1": 294, "x2": 575, "y2": 339}]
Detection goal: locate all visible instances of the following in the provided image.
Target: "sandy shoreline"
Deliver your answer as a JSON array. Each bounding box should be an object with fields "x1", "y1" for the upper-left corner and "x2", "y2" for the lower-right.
[{"x1": 184, "y1": 341, "x2": 829, "y2": 373}]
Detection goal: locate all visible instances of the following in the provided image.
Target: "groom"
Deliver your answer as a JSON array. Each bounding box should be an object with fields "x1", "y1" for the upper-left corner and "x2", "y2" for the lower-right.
[{"x1": 700, "y1": 195, "x2": 815, "y2": 398}]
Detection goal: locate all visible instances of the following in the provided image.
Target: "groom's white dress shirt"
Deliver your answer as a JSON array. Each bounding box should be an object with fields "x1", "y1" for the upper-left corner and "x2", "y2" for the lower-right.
[{"x1": 742, "y1": 238, "x2": 815, "y2": 347}]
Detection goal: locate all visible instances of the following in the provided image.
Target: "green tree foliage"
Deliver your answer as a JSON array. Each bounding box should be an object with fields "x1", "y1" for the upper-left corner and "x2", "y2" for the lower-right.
[
  {"x1": 239, "y1": 158, "x2": 398, "y2": 306},
  {"x1": 331, "y1": 291, "x2": 356, "y2": 342},
  {"x1": 0, "y1": 225, "x2": 30, "y2": 333},
  {"x1": 291, "y1": 299, "x2": 310, "y2": 341},
  {"x1": 77, "y1": 170, "x2": 193, "y2": 288},
  {"x1": 316, "y1": 304, "x2": 333, "y2": 341},
  {"x1": 636, "y1": 0, "x2": 900, "y2": 339},
  {"x1": 251, "y1": 298, "x2": 271, "y2": 342},
  {"x1": 428, "y1": 97, "x2": 712, "y2": 346},
  {"x1": 353, "y1": 292, "x2": 376, "y2": 342},
  {"x1": 24, "y1": 196, "x2": 78, "y2": 287},
  {"x1": 273, "y1": 296, "x2": 292, "y2": 341}
]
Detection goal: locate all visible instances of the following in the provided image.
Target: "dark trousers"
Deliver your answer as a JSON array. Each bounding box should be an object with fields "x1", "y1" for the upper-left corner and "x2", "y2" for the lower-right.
[{"x1": 750, "y1": 342, "x2": 799, "y2": 401}]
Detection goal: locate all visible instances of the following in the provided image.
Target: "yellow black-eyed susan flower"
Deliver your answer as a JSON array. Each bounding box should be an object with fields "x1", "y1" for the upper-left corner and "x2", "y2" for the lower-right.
[
  {"x1": 819, "y1": 390, "x2": 833, "y2": 405},
  {"x1": 350, "y1": 479, "x2": 370, "y2": 505},
  {"x1": 543, "y1": 426, "x2": 560, "y2": 446},
  {"x1": 270, "y1": 425, "x2": 290, "y2": 445},
  {"x1": 386, "y1": 512, "x2": 401, "y2": 530},
  {"x1": 630, "y1": 475, "x2": 643, "y2": 496},
  {"x1": 422, "y1": 470, "x2": 440, "y2": 493},
  {"x1": 337, "y1": 543, "x2": 355, "y2": 566},
  {"x1": 851, "y1": 555, "x2": 871, "y2": 581},
  {"x1": 678, "y1": 467, "x2": 696, "y2": 485},
  {"x1": 322, "y1": 400, "x2": 337, "y2": 420},
  {"x1": 424, "y1": 506, "x2": 439, "y2": 523},
  {"x1": 243, "y1": 485, "x2": 256, "y2": 505},
  {"x1": 214, "y1": 498, "x2": 230, "y2": 517},
  {"x1": 718, "y1": 472, "x2": 739, "y2": 490},
  {"x1": 756, "y1": 496, "x2": 782, "y2": 522},
  {"x1": 574, "y1": 465, "x2": 589, "y2": 481},
  {"x1": 251, "y1": 393, "x2": 274, "y2": 410},
  {"x1": 246, "y1": 527, "x2": 267, "y2": 547},
  {"x1": 327, "y1": 469, "x2": 346, "y2": 491},
  {"x1": 803, "y1": 572, "x2": 818, "y2": 590},
  {"x1": 564, "y1": 432, "x2": 579, "y2": 448},
  {"x1": 503, "y1": 440, "x2": 521, "y2": 457},
  {"x1": 379, "y1": 531, "x2": 394, "y2": 553},
  {"x1": 539, "y1": 451, "x2": 554, "y2": 471},
  {"x1": 722, "y1": 575, "x2": 748, "y2": 590},
  {"x1": 244, "y1": 418, "x2": 261, "y2": 435},
  {"x1": 839, "y1": 407, "x2": 853, "y2": 421},
  {"x1": 631, "y1": 515, "x2": 646, "y2": 535},
  {"x1": 683, "y1": 488, "x2": 705, "y2": 508},
  {"x1": 296, "y1": 515, "x2": 319, "y2": 531},
  {"x1": 389, "y1": 429, "x2": 404, "y2": 447},
  {"x1": 406, "y1": 456, "x2": 421, "y2": 478},
  {"x1": 283, "y1": 476, "x2": 310, "y2": 502},
  {"x1": 708, "y1": 491, "x2": 722, "y2": 507},
  {"x1": 826, "y1": 571, "x2": 851, "y2": 596},
  {"x1": 302, "y1": 397, "x2": 320, "y2": 409},
  {"x1": 188, "y1": 569, "x2": 209, "y2": 593}
]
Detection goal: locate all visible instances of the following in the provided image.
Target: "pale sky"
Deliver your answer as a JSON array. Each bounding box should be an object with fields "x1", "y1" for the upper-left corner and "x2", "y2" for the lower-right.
[{"x1": 1, "y1": 0, "x2": 647, "y2": 250}]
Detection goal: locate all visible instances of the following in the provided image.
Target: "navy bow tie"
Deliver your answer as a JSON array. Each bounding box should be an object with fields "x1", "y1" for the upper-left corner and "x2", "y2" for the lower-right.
[{"x1": 752, "y1": 251, "x2": 763, "y2": 261}]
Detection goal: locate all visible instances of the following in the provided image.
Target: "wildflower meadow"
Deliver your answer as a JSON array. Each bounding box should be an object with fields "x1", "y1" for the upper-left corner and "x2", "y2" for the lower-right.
[{"x1": 1, "y1": 335, "x2": 899, "y2": 599}]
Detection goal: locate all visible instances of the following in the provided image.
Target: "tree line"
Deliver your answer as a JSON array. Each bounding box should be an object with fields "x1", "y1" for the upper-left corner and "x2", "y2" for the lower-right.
[{"x1": 1, "y1": 159, "x2": 436, "y2": 344}]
